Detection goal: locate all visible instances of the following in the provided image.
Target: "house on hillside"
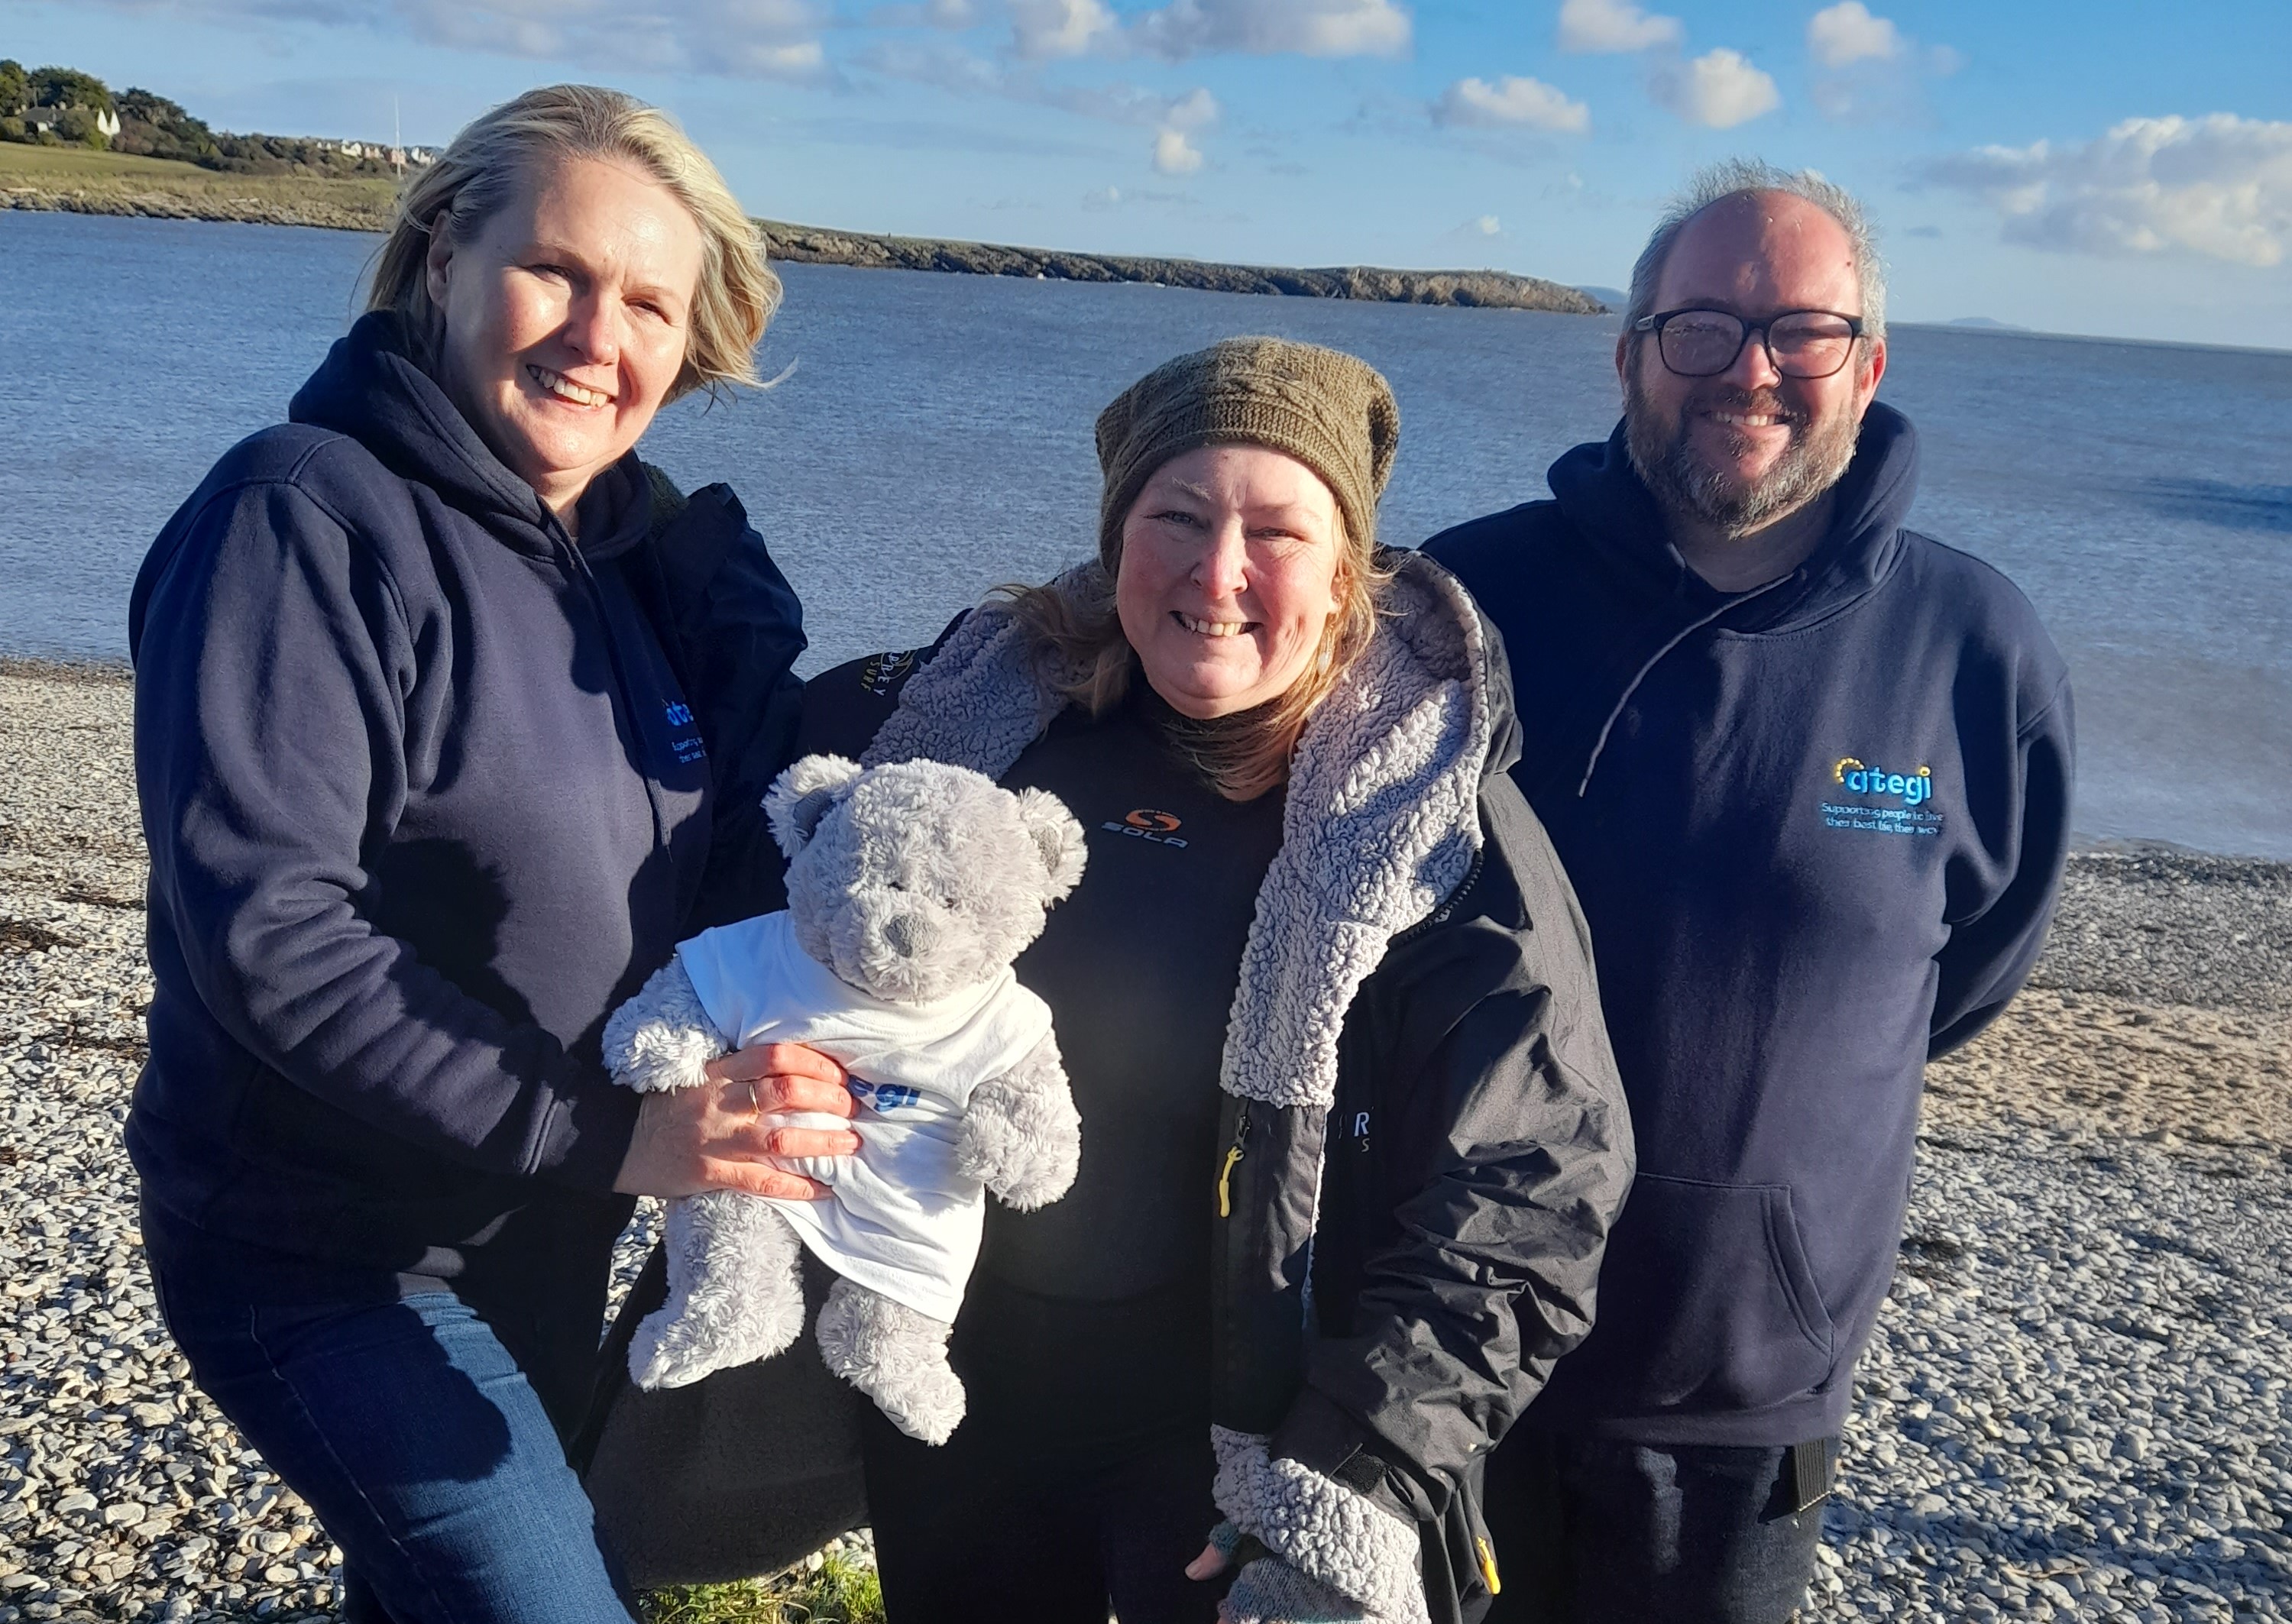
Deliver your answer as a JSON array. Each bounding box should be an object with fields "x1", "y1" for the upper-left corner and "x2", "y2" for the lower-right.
[{"x1": 20, "y1": 105, "x2": 120, "y2": 138}]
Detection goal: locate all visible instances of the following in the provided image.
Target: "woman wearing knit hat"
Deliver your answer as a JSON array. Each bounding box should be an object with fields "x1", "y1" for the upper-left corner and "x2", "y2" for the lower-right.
[{"x1": 589, "y1": 337, "x2": 1634, "y2": 1623}]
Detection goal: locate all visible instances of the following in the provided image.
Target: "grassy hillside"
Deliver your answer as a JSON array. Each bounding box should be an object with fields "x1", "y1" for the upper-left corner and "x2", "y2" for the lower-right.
[{"x1": 0, "y1": 142, "x2": 395, "y2": 230}]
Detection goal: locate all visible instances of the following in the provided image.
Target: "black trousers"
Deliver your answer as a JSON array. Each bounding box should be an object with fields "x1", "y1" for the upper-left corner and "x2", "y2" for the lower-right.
[
  {"x1": 1483, "y1": 1432, "x2": 1827, "y2": 1624},
  {"x1": 860, "y1": 1272, "x2": 1225, "y2": 1624}
]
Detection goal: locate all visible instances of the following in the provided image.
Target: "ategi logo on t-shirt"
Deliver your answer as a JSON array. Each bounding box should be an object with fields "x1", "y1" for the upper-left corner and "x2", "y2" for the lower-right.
[
  {"x1": 1820, "y1": 755, "x2": 1943, "y2": 837},
  {"x1": 849, "y1": 1077, "x2": 923, "y2": 1113}
]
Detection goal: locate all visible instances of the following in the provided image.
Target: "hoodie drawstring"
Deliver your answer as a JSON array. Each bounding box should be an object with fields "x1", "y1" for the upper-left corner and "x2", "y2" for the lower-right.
[{"x1": 1575, "y1": 570, "x2": 1799, "y2": 797}]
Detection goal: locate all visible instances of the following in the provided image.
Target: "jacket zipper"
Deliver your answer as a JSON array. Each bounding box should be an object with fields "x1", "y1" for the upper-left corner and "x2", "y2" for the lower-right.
[
  {"x1": 1216, "y1": 1104, "x2": 1250, "y2": 1218},
  {"x1": 1387, "y1": 843, "x2": 1486, "y2": 951}
]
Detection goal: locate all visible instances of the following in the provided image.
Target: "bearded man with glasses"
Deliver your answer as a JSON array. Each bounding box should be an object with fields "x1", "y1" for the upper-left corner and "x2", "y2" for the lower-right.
[{"x1": 1423, "y1": 162, "x2": 2073, "y2": 1622}]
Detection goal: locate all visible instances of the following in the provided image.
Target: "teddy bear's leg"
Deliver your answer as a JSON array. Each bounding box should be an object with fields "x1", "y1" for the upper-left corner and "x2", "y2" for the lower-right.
[
  {"x1": 814, "y1": 1278, "x2": 965, "y2": 1445},
  {"x1": 629, "y1": 1192, "x2": 808, "y2": 1389}
]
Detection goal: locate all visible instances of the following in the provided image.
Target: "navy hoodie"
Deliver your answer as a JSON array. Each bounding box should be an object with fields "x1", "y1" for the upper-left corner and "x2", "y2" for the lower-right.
[
  {"x1": 1423, "y1": 403, "x2": 2072, "y2": 1446},
  {"x1": 126, "y1": 312, "x2": 804, "y2": 1295}
]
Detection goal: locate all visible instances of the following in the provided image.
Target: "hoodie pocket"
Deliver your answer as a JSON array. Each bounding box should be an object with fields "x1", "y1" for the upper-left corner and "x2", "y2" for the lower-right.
[{"x1": 1579, "y1": 1173, "x2": 1836, "y2": 1414}]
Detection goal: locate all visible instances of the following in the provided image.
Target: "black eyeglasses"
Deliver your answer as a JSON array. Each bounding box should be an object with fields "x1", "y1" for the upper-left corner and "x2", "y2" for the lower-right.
[{"x1": 1631, "y1": 308, "x2": 1867, "y2": 379}]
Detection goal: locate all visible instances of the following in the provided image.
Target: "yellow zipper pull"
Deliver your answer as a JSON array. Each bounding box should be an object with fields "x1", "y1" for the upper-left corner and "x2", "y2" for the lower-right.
[
  {"x1": 1477, "y1": 1537, "x2": 1501, "y2": 1596},
  {"x1": 1216, "y1": 1145, "x2": 1244, "y2": 1217}
]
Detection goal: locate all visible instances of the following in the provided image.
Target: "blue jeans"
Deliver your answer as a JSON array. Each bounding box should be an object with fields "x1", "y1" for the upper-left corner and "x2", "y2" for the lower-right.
[
  {"x1": 152, "y1": 1263, "x2": 636, "y2": 1624},
  {"x1": 1481, "y1": 1432, "x2": 1826, "y2": 1623}
]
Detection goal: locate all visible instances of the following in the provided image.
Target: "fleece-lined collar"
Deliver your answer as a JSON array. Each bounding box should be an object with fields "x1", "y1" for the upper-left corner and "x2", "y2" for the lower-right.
[{"x1": 861, "y1": 551, "x2": 1500, "y2": 1111}]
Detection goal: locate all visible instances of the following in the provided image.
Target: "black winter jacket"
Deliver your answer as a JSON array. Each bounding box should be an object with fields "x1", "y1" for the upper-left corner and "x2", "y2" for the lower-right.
[{"x1": 798, "y1": 553, "x2": 1633, "y2": 1622}]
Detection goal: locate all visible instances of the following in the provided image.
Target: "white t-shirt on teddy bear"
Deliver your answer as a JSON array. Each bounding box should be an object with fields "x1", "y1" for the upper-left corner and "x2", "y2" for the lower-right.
[{"x1": 675, "y1": 911, "x2": 1054, "y2": 1323}]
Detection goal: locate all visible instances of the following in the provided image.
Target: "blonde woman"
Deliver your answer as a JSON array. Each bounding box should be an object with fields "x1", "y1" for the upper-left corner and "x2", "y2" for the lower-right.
[
  {"x1": 762, "y1": 339, "x2": 1637, "y2": 1624},
  {"x1": 128, "y1": 86, "x2": 851, "y2": 1621}
]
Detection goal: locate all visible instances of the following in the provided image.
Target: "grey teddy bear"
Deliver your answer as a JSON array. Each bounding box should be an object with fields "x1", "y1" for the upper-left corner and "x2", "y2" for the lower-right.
[{"x1": 601, "y1": 754, "x2": 1086, "y2": 1444}]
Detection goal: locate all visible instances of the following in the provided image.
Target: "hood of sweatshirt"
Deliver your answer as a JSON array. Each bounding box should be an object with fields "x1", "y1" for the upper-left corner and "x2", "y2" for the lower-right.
[
  {"x1": 1548, "y1": 399, "x2": 1921, "y2": 632},
  {"x1": 288, "y1": 309, "x2": 650, "y2": 563},
  {"x1": 1520, "y1": 401, "x2": 1922, "y2": 797}
]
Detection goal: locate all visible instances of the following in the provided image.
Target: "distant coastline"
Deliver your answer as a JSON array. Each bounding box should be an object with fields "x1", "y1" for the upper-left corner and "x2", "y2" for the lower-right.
[{"x1": 0, "y1": 147, "x2": 1604, "y2": 315}]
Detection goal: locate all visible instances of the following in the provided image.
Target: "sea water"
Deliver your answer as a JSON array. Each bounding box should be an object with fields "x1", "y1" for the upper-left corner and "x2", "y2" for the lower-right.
[{"x1": 3, "y1": 210, "x2": 2287, "y2": 859}]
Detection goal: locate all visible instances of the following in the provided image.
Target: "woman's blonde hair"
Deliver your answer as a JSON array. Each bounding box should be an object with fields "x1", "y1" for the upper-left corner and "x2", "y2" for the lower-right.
[
  {"x1": 1000, "y1": 506, "x2": 1390, "y2": 803},
  {"x1": 367, "y1": 83, "x2": 780, "y2": 402}
]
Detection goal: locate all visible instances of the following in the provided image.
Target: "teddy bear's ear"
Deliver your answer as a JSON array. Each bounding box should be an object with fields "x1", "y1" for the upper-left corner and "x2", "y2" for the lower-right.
[
  {"x1": 765, "y1": 755, "x2": 865, "y2": 859},
  {"x1": 1012, "y1": 788, "x2": 1088, "y2": 902}
]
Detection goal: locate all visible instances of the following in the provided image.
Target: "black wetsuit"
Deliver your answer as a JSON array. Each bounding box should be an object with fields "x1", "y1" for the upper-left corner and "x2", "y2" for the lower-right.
[{"x1": 809, "y1": 674, "x2": 1282, "y2": 1622}]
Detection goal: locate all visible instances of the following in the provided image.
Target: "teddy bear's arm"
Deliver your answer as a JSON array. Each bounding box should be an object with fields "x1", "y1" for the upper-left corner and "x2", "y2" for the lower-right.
[
  {"x1": 603, "y1": 956, "x2": 730, "y2": 1093},
  {"x1": 956, "y1": 1030, "x2": 1081, "y2": 1210}
]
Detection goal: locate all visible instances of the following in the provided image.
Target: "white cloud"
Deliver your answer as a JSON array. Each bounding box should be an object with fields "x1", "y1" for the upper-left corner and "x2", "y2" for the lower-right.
[
  {"x1": 1160, "y1": 86, "x2": 1220, "y2": 130},
  {"x1": 725, "y1": 39, "x2": 829, "y2": 76},
  {"x1": 862, "y1": 37, "x2": 1008, "y2": 92},
  {"x1": 1152, "y1": 86, "x2": 1218, "y2": 172},
  {"x1": 868, "y1": 0, "x2": 979, "y2": 26},
  {"x1": 1134, "y1": 0, "x2": 1411, "y2": 60},
  {"x1": 387, "y1": 0, "x2": 833, "y2": 82},
  {"x1": 1805, "y1": 8, "x2": 1957, "y2": 123},
  {"x1": 1652, "y1": 47, "x2": 1780, "y2": 128},
  {"x1": 1009, "y1": 0, "x2": 1120, "y2": 60},
  {"x1": 1921, "y1": 114, "x2": 2292, "y2": 268},
  {"x1": 1154, "y1": 128, "x2": 1206, "y2": 172},
  {"x1": 871, "y1": 44, "x2": 1220, "y2": 173},
  {"x1": 1433, "y1": 75, "x2": 1590, "y2": 133},
  {"x1": 1556, "y1": 0, "x2": 1680, "y2": 53},
  {"x1": 1807, "y1": 2, "x2": 1899, "y2": 69}
]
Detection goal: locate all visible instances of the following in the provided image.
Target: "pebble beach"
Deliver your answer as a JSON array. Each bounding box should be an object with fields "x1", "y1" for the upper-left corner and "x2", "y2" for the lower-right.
[{"x1": 2, "y1": 657, "x2": 2287, "y2": 1622}]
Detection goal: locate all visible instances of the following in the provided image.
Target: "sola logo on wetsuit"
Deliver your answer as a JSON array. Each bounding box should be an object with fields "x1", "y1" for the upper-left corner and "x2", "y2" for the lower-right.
[
  {"x1": 1101, "y1": 808, "x2": 1189, "y2": 849},
  {"x1": 1833, "y1": 757, "x2": 1934, "y2": 807}
]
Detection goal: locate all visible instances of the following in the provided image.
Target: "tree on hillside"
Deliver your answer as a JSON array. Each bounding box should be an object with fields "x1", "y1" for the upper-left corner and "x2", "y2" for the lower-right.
[
  {"x1": 26, "y1": 65, "x2": 112, "y2": 112},
  {"x1": 53, "y1": 106, "x2": 111, "y2": 149},
  {"x1": 114, "y1": 86, "x2": 219, "y2": 163},
  {"x1": 0, "y1": 60, "x2": 26, "y2": 115},
  {"x1": 118, "y1": 87, "x2": 194, "y2": 127}
]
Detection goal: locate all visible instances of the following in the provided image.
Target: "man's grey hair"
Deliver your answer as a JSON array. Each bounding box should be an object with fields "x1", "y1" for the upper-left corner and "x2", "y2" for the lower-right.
[{"x1": 1626, "y1": 159, "x2": 1888, "y2": 340}]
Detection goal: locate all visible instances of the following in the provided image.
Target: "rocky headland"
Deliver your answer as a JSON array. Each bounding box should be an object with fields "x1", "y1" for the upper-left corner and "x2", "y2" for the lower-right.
[
  {"x1": 0, "y1": 155, "x2": 1604, "y2": 314},
  {"x1": 0, "y1": 657, "x2": 2285, "y2": 1622},
  {"x1": 759, "y1": 219, "x2": 1604, "y2": 312}
]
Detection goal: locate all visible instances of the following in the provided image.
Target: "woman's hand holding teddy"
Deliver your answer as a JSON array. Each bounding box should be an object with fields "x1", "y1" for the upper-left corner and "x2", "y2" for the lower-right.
[{"x1": 613, "y1": 1042, "x2": 860, "y2": 1200}]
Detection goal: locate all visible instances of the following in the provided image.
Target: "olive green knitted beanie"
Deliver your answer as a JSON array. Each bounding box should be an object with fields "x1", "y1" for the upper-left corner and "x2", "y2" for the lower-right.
[{"x1": 1093, "y1": 337, "x2": 1400, "y2": 568}]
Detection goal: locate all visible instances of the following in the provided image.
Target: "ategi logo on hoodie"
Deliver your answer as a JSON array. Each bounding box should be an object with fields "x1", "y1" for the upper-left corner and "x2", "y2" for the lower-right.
[
  {"x1": 1833, "y1": 757, "x2": 1932, "y2": 806},
  {"x1": 664, "y1": 702, "x2": 706, "y2": 765},
  {"x1": 1821, "y1": 757, "x2": 1944, "y2": 837}
]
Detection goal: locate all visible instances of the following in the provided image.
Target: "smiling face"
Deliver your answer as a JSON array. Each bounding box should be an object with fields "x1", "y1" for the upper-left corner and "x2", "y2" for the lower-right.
[
  {"x1": 425, "y1": 154, "x2": 705, "y2": 523},
  {"x1": 1620, "y1": 189, "x2": 1887, "y2": 539},
  {"x1": 1113, "y1": 444, "x2": 1345, "y2": 720}
]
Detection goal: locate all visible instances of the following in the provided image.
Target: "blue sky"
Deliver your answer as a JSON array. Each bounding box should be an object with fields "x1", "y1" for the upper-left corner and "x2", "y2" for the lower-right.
[{"x1": 10, "y1": 0, "x2": 2290, "y2": 346}]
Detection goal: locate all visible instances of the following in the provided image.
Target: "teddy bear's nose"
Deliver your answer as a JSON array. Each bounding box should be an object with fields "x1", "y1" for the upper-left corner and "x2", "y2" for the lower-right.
[{"x1": 883, "y1": 912, "x2": 940, "y2": 959}]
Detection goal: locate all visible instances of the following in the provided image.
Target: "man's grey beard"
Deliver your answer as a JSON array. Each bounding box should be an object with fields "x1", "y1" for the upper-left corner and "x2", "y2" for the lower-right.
[{"x1": 1625, "y1": 372, "x2": 1860, "y2": 540}]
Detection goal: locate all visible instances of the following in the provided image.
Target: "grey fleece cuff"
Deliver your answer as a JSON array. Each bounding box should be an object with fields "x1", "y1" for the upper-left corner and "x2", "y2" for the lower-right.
[
  {"x1": 1211, "y1": 1426, "x2": 1430, "y2": 1624},
  {"x1": 1219, "y1": 1554, "x2": 1372, "y2": 1624}
]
